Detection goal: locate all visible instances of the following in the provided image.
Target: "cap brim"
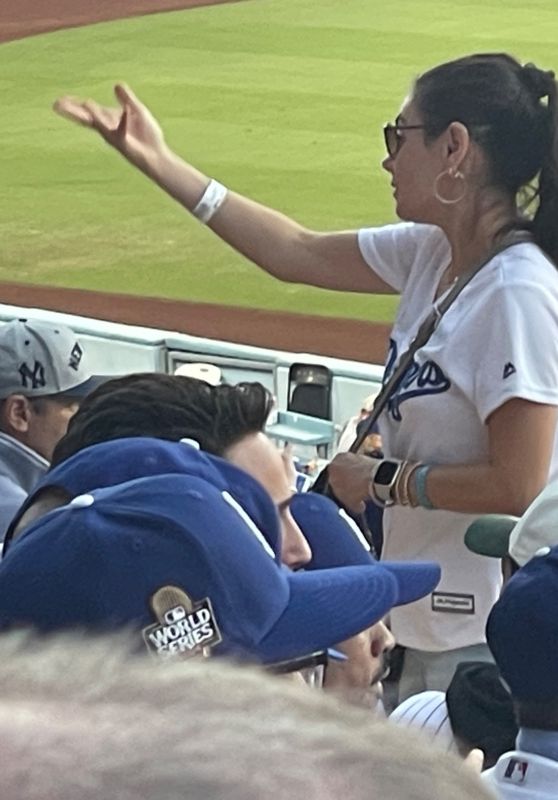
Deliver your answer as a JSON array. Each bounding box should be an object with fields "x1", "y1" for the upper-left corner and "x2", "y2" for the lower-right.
[
  {"x1": 255, "y1": 565, "x2": 398, "y2": 663},
  {"x1": 58, "y1": 374, "x2": 114, "y2": 399},
  {"x1": 381, "y1": 561, "x2": 441, "y2": 605},
  {"x1": 464, "y1": 515, "x2": 519, "y2": 558}
]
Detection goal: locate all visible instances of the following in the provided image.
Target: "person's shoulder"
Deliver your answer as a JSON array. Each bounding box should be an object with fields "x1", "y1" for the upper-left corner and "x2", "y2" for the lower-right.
[
  {"x1": 358, "y1": 222, "x2": 449, "y2": 267},
  {"x1": 359, "y1": 221, "x2": 446, "y2": 243},
  {"x1": 495, "y1": 242, "x2": 558, "y2": 285}
]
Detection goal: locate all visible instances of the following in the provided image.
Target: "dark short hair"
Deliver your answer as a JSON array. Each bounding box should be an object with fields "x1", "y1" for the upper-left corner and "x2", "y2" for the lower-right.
[
  {"x1": 413, "y1": 54, "x2": 558, "y2": 262},
  {"x1": 446, "y1": 661, "x2": 518, "y2": 768},
  {"x1": 51, "y1": 373, "x2": 273, "y2": 466}
]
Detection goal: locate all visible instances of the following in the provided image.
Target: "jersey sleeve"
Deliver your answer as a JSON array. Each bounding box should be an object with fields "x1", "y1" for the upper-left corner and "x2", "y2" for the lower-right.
[
  {"x1": 357, "y1": 223, "x2": 447, "y2": 292},
  {"x1": 451, "y1": 279, "x2": 558, "y2": 422}
]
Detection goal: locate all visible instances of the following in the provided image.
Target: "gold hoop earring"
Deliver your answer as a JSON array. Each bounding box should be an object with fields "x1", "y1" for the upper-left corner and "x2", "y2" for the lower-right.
[{"x1": 434, "y1": 168, "x2": 466, "y2": 205}]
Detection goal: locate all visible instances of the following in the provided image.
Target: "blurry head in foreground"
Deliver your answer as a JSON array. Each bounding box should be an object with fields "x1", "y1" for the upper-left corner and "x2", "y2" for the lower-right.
[{"x1": 0, "y1": 632, "x2": 494, "y2": 800}]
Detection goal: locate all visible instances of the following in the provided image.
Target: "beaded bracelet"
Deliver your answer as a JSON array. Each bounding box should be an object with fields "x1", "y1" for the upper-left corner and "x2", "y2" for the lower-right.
[
  {"x1": 399, "y1": 461, "x2": 424, "y2": 507},
  {"x1": 414, "y1": 464, "x2": 435, "y2": 510}
]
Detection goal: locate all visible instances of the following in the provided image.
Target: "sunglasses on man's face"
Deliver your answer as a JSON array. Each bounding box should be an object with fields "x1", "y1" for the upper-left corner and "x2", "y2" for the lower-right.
[
  {"x1": 265, "y1": 649, "x2": 329, "y2": 688},
  {"x1": 383, "y1": 123, "x2": 426, "y2": 158},
  {"x1": 265, "y1": 648, "x2": 349, "y2": 689}
]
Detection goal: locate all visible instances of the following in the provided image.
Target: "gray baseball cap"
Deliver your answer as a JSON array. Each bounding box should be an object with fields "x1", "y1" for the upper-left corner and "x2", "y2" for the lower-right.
[{"x1": 0, "y1": 319, "x2": 108, "y2": 400}]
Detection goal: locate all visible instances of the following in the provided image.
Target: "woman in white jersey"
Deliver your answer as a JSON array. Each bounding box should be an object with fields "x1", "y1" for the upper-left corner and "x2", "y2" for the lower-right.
[{"x1": 55, "y1": 54, "x2": 558, "y2": 697}]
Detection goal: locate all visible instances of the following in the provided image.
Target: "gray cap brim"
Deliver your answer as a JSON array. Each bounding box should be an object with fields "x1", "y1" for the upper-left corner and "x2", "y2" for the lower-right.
[
  {"x1": 464, "y1": 515, "x2": 519, "y2": 558},
  {"x1": 57, "y1": 374, "x2": 115, "y2": 399}
]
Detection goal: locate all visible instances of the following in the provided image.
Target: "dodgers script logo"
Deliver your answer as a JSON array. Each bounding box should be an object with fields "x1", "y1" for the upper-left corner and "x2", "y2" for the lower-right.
[{"x1": 384, "y1": 338, "x2": 451, "y2": 422}]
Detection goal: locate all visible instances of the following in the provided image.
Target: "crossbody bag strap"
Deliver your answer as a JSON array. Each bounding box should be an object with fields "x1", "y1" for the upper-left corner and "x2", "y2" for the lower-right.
[{"x1": 347, "y1": 230, "x2": 533, "y2": 454}]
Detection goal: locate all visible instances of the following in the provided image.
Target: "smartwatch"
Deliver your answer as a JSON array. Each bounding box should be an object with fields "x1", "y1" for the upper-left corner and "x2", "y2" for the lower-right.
[{"x1": 369, "y1": 459, "x2": 404, "y2": 507}]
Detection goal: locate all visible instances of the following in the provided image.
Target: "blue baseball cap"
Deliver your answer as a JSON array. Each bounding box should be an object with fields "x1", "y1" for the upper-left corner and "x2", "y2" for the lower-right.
[
  {"x1": 4, "y1": 437, "x2": 281, "y2": 562},
  {"x1": 291, "y1": 492, "x2": 441, "y2": 604},
  {"x1": 486, "y1": 543, "x2": 558, "y2": 702},
  {"x1": 0, "y1": 474, "x2": 403, "y2": 664}
]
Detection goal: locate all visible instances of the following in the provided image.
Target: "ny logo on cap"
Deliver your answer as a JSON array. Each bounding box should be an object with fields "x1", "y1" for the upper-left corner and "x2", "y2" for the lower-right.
[
  {"x1": 68, "y1": 342, "x2": 83, "y2": 372},
  {"x1": 19, "y1": 361, "x2": 46, "y2": 390}
]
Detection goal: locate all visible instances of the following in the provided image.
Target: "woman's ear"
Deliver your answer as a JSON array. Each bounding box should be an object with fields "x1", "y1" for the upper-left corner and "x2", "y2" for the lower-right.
[{"x1": 446, "y1": 121, "x2": 470, "y2": 169}]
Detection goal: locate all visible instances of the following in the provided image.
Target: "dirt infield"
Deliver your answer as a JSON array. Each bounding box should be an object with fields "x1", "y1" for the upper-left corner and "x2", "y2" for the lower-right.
[{"x1": 0, "y1": 0, "x2": 390, "y2": 364}]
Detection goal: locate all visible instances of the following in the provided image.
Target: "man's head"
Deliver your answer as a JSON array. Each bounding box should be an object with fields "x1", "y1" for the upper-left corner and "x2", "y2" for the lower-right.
[
  {"x1": 0, "y1": 632, "x2": 494, "y2": 800},
  {"x1": 0, "y1": 319, "x2": 105, "y2": 459},
  {"x1": 0, "y1": 473, "x2": 422, "y2": 665},
  {"x1": 486, "y1": 544, "x2": 558, "y2": 730},
  {"x1": 0, "y1": 394, "x2": 79, "y2": 461},
  {"x1": 50, "y1": 374, "x2": 311, "y2": 568}
]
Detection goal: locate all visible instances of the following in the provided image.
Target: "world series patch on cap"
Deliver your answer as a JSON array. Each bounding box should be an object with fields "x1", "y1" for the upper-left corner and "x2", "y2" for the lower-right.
[
  {"x1": 0, "y1": 318, "x2": 109, "y2": 399},
  {"x1": 0, "y1": 473, "x2": 422, "y2": 665}
]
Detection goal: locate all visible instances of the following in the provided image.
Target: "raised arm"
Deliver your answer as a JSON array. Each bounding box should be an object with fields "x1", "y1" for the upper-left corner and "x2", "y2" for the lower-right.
[{"x1": 54, "y1": 84, "x2": 395, "y2": 295}]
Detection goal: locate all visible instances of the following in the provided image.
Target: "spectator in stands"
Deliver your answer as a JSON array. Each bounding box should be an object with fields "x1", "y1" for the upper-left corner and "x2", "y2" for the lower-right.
[
  {"x1": 174, "y1": 361, "x2": 222, "y2": 385},
  {"x1": 0, "y1": 473, "x2": 417, "y2": 668},
  {"x1": 391, "y1": 661, "x2": 517, "y2": 768},
  {"x1": 465, "y1": 478, "x2": 558, "y2": 582},
  {"x1": 482, "y1": 544, "x2": 558, "y2": 797},
  {"x1": 4, "y1": 375, "x2": 440, "y2": 708},
  {"x1": 49, "y1": 374, "x2": 313, "y2": 570},
  {"x1": 55, "y1": 54, "x2": 558, "y2": 696},
  {"x1": 335, "y1": 393, "x2": 380, "y2": 455},
  {"x1": 0, "y1": 633, "x2": 493, "y2": 800},
  {"x1": 0, "y1": 319, "x2": 104, "y2": 541}
]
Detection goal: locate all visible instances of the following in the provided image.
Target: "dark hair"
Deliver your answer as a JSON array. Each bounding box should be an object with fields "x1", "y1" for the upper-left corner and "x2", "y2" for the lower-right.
[
  {"x1": 446, "y1": 661, "x2": 517, "y2": 769},
  {"x1": 51, "y1": 373, "x2": 274, "y2": 466},
  {"x1": 414, "y1": 53, "x2": 558, "y2": 262}
]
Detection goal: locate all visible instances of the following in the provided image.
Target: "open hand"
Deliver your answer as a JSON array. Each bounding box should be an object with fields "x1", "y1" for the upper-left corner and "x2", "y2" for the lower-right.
[{"x1": 53, "y1": 83, "x2": 166, "y2": 170}]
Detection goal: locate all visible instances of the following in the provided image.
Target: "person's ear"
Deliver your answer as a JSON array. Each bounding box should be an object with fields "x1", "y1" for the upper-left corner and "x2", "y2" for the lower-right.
[
  {"x1": 445, "y1": 121, "x2": 470, "y2": 171},
  {"x1": 1, "y1": 394, "x2": 33, "y2": 435}
]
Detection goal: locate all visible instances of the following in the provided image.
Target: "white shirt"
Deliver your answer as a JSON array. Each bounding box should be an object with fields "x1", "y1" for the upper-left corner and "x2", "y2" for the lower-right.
[
  {"x1": 482, "y1": 750, "x2": 558, "y2": 799},
  {"x1": 358, "y1": 223, "x2": 558, "y2": 651}
]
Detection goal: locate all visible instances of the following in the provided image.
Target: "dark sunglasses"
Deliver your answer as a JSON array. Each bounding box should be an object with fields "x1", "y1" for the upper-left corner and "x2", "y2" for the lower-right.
[
  {"x1": 265, "y1": 649, "x2": 329, "y2": 687},
  {"x1": 265, "y1": 648, "x2": 349, "y2": 688},
  {"x1": 383, "y1": 123, "x2": 426, "y2": 158}
]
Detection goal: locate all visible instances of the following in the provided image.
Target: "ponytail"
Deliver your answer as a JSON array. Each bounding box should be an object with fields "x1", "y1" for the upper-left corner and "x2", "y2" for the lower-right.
[{"x1": 531, "y1": 77, "x2": 558, "y2": 265}]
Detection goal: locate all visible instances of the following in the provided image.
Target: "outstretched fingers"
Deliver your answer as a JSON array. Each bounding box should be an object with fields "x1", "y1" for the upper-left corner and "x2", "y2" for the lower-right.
[
  {"x1": 114, "y1": 82, "x2": 142, "y2": 112},
  {"x1": 83, "y1": 100, "x2": 121, "y2": 138},
  {"x1": 52, "y1": 97, "x2": 95, "y2": 128}
]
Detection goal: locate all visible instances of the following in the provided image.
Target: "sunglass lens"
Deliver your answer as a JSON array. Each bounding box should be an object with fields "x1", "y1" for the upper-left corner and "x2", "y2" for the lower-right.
[{"x1": 383, "y1": 125, "x2": 396, "y2": 157}]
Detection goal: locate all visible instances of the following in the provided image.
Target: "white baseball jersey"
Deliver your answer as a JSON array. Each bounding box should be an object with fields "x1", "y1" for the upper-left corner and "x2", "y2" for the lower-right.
[
  {"x1": 482, "y1": 750, "x2": 558, "y2": 799},
  {"x1": 358, "y1": 223, "x2": 558, "y2": 651}
]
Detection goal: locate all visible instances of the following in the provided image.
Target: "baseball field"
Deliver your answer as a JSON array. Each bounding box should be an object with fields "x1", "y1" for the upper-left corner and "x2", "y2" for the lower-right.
[{"x1": 1, "y1": 0, "x2": 557, "y2": 359}]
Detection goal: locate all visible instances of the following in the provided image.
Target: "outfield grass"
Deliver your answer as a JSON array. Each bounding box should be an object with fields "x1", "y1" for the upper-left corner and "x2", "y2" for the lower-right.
[{"x1": 1, "y1": 0, "x2": 557, "y2": 321}]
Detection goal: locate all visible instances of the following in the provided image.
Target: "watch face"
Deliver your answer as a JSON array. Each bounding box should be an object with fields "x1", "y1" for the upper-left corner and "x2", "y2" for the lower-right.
[{"x1": 375, "y1": 461, "x2": 399, "y2": 486}]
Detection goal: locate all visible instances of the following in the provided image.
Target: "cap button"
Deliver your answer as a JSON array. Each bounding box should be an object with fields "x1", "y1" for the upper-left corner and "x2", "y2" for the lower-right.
[
  {"x1": 70, "y1": 493, "x2": 95, "y2": 508},
  {"x1": 180, "y1": 438, "x2": 200, "y2": 450}
]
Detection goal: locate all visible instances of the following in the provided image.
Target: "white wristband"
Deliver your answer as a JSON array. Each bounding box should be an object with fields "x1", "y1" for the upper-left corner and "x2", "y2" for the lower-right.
[{"x1": 192, "y1": 179, "x2": 228, "y2": 224}]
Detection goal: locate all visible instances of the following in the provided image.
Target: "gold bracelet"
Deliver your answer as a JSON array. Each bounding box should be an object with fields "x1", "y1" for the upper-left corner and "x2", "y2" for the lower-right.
[
  {"x1": 402, "y1": 461, "x2": 424, "y2": 508},
  {"x1": 393, "y1": 461, "x2": 410, "y2": 506}
]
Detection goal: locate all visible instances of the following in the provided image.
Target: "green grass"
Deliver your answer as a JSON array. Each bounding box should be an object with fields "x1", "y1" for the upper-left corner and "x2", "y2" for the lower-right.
[{"x1": 1, "y1": 0, "x2": 558, "y2": 321}]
